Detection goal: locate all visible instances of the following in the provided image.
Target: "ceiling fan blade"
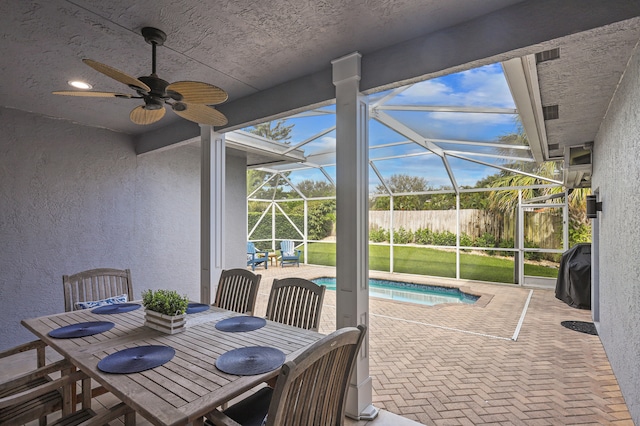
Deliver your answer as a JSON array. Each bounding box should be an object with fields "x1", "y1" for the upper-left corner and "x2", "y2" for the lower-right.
[
  {"x1": 130, "y1": 105, "x2": 166, "y2": 125},
  {"x1": 52, "y1": 90, "x2": 132, "y2": 98},
  {"x1": 83, "y1": 59, "x2": 151, "y2": 92},
  {"x1": 172, "y1": 103, "x2": 228, "y2": 126},
  {"x1": 166, "y1": 81, "x2": 228, "y2": 105}
]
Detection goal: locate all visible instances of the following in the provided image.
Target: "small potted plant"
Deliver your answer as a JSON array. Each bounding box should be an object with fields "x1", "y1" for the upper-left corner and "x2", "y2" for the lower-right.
[{"x1": 142, "y1": 289, "x2": 189, "y2": 334}]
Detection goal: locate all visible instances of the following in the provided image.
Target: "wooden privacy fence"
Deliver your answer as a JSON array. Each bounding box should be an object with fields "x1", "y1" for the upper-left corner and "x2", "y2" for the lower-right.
[{"x1": 369, "y1": 209, "x2": 562, "y2": 248}]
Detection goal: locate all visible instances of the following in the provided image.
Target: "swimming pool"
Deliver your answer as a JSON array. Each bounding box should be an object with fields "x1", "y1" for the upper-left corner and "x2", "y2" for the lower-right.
[{"x1": 312, "y1": 277, "x2": 478, "y2": 306}]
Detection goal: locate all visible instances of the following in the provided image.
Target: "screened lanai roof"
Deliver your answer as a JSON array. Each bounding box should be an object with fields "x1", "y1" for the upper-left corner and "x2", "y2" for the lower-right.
[{"x1": 238, "y1": 60, "x2": 564, "y2": 200}]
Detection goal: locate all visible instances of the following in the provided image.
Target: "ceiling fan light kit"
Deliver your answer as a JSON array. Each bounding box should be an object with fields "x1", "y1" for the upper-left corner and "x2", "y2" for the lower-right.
[{"x1": 53, "y1": 27, "x2": 228, "y2": 127}]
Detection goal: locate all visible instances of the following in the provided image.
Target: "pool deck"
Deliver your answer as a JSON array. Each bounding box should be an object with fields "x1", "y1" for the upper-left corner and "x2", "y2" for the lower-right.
[
  {"x1": 4, "y1": 264, "x2": 632, "y2": 425},
  {"x1": 257, "y1": 264, "x2": 632, "y2": 425}
]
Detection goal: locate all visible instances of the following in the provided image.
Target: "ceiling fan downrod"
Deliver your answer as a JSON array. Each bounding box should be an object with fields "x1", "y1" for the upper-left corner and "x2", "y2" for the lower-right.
[{"x1": 141, "y1": 27, "x2": 167, "y2": 75}]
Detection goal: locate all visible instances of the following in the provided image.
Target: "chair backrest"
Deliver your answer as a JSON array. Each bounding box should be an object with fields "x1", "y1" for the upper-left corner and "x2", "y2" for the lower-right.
[
  {"x1": 279, "y1": 240, "x2": 295, "y2": 255},
  {"x1": 266, "y1": 278, "x2": 326, "y2": 332},
  {"x1": 62, "y1": 268, "x2": 133, "y2": 312},
  {"x1": 214, "y1": 269, "x2": 261, "y2": 315},
  {"x1": 266, "y1": 325, "x2": 367, "y2": 426},
  {"x1": 247, "y1": 241, "x2": 258, "y2": 254}
]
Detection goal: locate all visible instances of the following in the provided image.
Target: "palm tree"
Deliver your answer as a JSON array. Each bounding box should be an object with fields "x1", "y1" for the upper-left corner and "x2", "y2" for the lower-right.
[{"x1": 485, "y1": 162, "x2": 590, "y2": 246}]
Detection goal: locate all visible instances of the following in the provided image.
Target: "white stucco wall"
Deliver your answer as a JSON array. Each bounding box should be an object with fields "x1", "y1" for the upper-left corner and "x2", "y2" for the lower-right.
[
  {"x1": 0, "y1": 108, "x2": 201, "y2": 350},
  {"x1": 592, "y1": 47, "x2": 640, "y2": 422},
  {"x1": 225, "y1": 149, "x2": 248, "y2": 269}
]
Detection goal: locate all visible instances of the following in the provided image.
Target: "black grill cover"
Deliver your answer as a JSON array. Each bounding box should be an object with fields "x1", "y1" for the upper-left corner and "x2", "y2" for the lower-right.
[{"x1": 555, "y1": 243, "x2": 591, "y2": 309}]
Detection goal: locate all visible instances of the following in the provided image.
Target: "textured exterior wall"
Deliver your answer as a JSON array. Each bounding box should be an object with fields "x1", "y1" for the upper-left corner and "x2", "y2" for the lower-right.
[
  {"x1": 0, "y1": 108, "x2": 200, "y2": 350},
  {"x1": 225, "y1": 150, "x2": 248, "y2": 269},
  {"x1": 592, "y1": 48, "x2": 640, "y2": 422}
]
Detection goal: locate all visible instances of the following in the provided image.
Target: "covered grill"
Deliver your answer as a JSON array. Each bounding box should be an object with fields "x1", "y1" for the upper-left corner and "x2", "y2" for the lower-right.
[{"x1": 555, "y1": 243, "x2": 592, "y2": 309}]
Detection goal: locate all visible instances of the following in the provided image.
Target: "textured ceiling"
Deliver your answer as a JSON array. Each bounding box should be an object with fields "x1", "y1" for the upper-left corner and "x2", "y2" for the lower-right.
[
  {"x1": 1, "y1": 0, "x2": 639, "y2": 163},
  {"x1": 0, "y1": 0, "x2": 523, "y2": 135}
]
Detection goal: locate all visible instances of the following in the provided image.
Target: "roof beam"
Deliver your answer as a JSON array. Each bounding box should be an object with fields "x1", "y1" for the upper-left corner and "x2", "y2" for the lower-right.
[
  {"x1": 502, "y1": 56, "x2": 547, "y2": 163},
  {"x1": 377, "y1": 105, "x2": 517, "y2": 114}
]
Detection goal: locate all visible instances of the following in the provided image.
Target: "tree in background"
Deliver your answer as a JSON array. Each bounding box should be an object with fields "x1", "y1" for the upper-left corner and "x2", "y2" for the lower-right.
[
  {"x1": 247, "y1": 119, "x2": 296, "y2": 204},
  {"x1": 250, "y1": 119, "x2": 294, "y2": 144},
  {"x1": 295, "y1": 179, "x2": 335, "y2": 198},
  {"x1": 288, "y1": 179, "x2": 336, "y2": 240},
  {"x1": 483, "y1": 158, "x2": 590, "y2": 247},
  {"x1": 372, "y1": 174, "x2": 429, "y2": 210}
]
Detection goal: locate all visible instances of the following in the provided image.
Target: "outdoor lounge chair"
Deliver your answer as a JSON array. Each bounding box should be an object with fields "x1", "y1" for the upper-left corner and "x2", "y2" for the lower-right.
[
  {"x1": 247, "y1": 242, "x2": 268, "y2": 271},
  {"x1": 206, "y1": 325, "x2": 367, "y2": 426},
  {"x1": 278, "y1": 240, "x2": 301, "y2": 267}
]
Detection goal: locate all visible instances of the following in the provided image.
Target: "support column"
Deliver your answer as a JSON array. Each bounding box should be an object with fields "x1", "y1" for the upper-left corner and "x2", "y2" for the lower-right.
[
  {"x1": 201, "y1": 126, "x2": 225, "y2": 304},
  {"x1": 332, "y1": 52, "x2": 378, "y2": 421}
]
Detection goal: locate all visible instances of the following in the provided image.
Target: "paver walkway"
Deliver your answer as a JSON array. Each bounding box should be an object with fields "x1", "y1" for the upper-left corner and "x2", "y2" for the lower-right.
[{"x1": 255, "y1": 264, "x2": 632, "y2": 425}]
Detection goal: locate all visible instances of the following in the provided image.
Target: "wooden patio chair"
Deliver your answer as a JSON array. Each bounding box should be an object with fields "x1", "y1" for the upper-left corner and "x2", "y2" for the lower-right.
[
  {"x1": 214, "y1": 269, "x2": 261, "y2": 315},
  {"x1": 61, "y1": 268, "x2": 133, "y2": 401},
  {"x1": 62, "y1": 268, "x2": 134, "y2": 312},
  {"x1": 278, "y1": 240, "x2": 301, "y2": 267},
  {"x1": 266, "y1": 278, "x2": 326, "y2": 332},
  {"x1": 0, "y1": 340, "x2": 63, "y2": 426},
  {"x1": 0, "y1": 340, "x2": 134, "y2": 426},
  {"x1": 206, "y1": 325, "x2": 367, "y2": 426}
]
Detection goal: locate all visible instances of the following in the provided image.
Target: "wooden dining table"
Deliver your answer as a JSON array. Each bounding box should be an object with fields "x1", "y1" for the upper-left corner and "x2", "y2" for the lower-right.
[{"x1": 21, "y1": 304, "x2": 323, "y2": 426}]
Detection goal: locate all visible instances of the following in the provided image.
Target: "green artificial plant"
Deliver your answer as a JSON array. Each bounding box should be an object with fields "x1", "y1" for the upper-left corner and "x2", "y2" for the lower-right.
[{"x1": 141, "y1": 289, "x2": 189, "y2": 316}]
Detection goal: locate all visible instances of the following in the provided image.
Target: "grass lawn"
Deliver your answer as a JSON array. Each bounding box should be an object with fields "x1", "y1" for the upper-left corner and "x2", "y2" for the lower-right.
[{"x1": 305, "y1": 242, "x2": 558, "y2": 284}]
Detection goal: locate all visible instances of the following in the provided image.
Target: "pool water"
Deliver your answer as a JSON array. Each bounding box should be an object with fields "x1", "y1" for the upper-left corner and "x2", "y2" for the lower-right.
[{"x1": 312, "y1": 277, "x2": 478, "y2": 306}]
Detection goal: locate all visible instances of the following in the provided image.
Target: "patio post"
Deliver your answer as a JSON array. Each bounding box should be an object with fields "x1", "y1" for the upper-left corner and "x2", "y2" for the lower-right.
[
  {"x1": 200, "y1": 126, "x2": 225, "y2": 304},
  {"x1": 332, "y1": 52, "x2": 378, "y2": 420}
]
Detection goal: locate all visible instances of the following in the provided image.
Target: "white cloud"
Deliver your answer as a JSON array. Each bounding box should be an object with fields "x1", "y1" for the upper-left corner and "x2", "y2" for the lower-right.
[
  {"x1": 427, "y1": 112, "x2": 516, "y2": 126},
  {"x1": 394, "y1": 64, "x2": 515, "y2": 108}
]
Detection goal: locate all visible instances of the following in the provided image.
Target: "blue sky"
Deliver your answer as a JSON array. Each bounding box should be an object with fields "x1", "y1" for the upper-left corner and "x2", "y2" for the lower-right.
[{"x1": 246, "y1": 63, "x2": 530, "y2": 193}]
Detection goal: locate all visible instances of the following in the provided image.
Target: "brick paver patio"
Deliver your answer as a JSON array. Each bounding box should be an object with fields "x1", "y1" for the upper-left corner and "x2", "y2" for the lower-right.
[{"x1": 255, "y1": 264, "x2": 632, "y2": 425}]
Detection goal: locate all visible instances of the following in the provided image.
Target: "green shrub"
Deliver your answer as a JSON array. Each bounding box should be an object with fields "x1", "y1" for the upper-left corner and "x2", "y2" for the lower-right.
[
  {"x1": 414, "y1": 228, "x2": 433, "y2": 245},
  {"x1": 475, "y1": 232, "x2": 496, "y2": 248},
  {"x1": 524, "y1": 240, "x2": 542, "y2": 261},
  {"x1": 393, "y1": 227, "x2": 414, "y2": 244},
  {"x1": 369, "y1": 227, "x2": 389, "y2": 243},
  {"x1": 432, "y1": 230, "x2": 456, "y2": 246},
  {"x1": 569, "y1": 222, "x2": 592, "y2": 246},
  {"x1": 495, "y1": 238, "x2": 514, "y2": 257},
  {"x1": 307, "y1": 200, "x2": 335, "y2": 241},
  {"x1": 460, "y1": 233, "x2": 474, "y2": 247},
  {"x1": 248, "y1": 212, "x2": 304, "y2": 240}
]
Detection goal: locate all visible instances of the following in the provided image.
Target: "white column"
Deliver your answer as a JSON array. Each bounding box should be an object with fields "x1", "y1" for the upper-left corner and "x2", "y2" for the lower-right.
[
  {"x1": 201, "y1": 126, "x2": 225, "y2": 304},
  {"x1": 332, "y1": 52, "x2": 378, "y2": 421}
]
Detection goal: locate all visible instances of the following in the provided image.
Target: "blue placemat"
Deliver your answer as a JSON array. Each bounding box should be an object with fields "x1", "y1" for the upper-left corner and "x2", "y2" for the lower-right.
[
  {"x1": 92, "y1": 303, "x2": 141, "y2": 315},
  {"x1": 215, "y1": 316, "x2": 266, "y2": 332},
  {"x1": 186, "y1": 302, "x2": 210, "y2": 314},
  {"x1": 216, "y1": 346, "x2": 285, "y2": 375},
  {"x1": 97, "y1": 345, "x2": 175, "y2": 374},
  {"x1": 48, "y1": 321, "x2": 115, "y2": 338}
]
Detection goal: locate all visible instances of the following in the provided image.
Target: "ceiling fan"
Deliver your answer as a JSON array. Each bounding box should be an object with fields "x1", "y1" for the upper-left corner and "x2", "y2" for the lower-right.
[{"x1": 53, "y1": 27, "x2": 228, "y2": 126}]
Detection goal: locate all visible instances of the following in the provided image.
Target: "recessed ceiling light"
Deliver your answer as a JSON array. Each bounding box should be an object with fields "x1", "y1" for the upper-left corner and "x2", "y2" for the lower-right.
[{"x1": 68, "y1": 80, "x2": 92, "y2": 90}]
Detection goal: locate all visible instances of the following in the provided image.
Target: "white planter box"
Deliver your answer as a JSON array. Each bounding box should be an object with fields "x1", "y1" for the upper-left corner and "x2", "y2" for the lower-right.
[{"x1": 144, "y1": 309, "x2": 187, "y2": 334}]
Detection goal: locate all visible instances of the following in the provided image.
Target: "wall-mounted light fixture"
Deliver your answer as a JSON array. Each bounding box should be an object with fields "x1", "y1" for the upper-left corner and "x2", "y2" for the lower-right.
[{"x1": 586, "y1": 194, "x2": 602, "y2": 219}]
